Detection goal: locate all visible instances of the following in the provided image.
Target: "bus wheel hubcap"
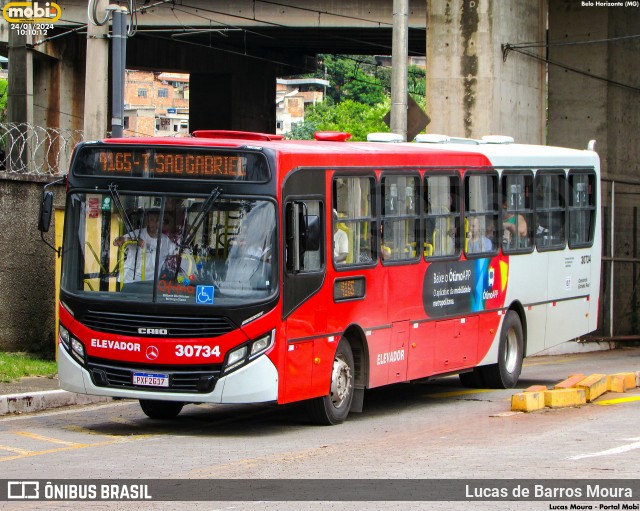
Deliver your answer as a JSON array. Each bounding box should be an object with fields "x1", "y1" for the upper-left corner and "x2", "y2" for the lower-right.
[
  {"x1": 330, "y1": 355, "x2": 352, "y2": 409},
  {"x1": 505, "y1": 328, "x2": 518, "y2": 374}
]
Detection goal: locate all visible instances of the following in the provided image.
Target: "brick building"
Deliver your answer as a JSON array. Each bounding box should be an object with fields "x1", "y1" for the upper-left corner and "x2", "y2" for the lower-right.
[
  {"x1": 123, "y1": 70, "x2": 189, "y2": 137},
  {"x1": 275, "y1": 78, "x2": 329, "y2": 135}
]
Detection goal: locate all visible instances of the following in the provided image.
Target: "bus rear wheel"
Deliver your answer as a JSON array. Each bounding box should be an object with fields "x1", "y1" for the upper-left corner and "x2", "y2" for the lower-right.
[
  {"x1": 139, "y1": 399, "x2": 184, "y2": 419},
  {"x1": 307, "y1": 340, "x2": 355, "y2": 425},
  {"x1": 481, "y1": 311, "x2": 523, "y2": 389}
]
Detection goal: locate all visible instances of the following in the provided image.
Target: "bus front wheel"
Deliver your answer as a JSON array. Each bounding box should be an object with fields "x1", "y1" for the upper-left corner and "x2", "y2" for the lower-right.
[
  {"x1": 307, "y1": 340, "x2": 355, "y2": 425},
  {"x1": 139, "y1": 399, "x2": 184, "y2": 419},
  {"x1": 481, "y1": 311, "x2": 523, "y2": 389}
]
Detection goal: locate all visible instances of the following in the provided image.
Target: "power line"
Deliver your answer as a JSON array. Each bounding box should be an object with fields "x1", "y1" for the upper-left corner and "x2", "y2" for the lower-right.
[
  {"x1": 503, "y1": 44, "x2": 640, "y2": 94},
  {"x1": 255, "y1": 0, "x2": 394, "y2": 27},
  {"x1": 505, "y1": 33, "x2": 640, "y2": 50}
]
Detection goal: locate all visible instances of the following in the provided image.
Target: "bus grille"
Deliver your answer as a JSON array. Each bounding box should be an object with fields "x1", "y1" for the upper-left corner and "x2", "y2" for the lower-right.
[
  {"x1": 82, "y1": 310, "x2": 234, "y2": 338},
  {"x1": 87, "y1": 359, "x2": 221, "y2": 394}
]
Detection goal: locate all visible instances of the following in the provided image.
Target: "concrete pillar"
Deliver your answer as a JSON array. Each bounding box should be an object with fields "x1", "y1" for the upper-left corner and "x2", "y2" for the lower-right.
[
  {"x1": 83, "y1": 0, "x2": 110, "y2": 140},
  {"x1": 426, "y1": 0, "x2": 546, "y2": 143},
  {"x1": 7, "y1": 30, "x2": 33, "y2": 124}
]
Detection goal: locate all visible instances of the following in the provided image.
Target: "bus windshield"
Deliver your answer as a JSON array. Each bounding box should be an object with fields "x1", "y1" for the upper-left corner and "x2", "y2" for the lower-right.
[{"x1": 61, "y1": 192, "x2": 277, "y2": 306}]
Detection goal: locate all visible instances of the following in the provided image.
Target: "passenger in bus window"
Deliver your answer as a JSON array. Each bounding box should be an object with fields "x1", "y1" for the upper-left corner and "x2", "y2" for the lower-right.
[
  {"x1": 502, "y1": 200, "x2": 527, "y2": 247},
  {"x1": 114, "y1": 209, "x2": 177, "y2": 282},
  {"x1": 468, "y1": 216, "x2": 493, "y2": 253},
  {"x1": 333, "y1": 209, "x2": 349, "y2": 263}
]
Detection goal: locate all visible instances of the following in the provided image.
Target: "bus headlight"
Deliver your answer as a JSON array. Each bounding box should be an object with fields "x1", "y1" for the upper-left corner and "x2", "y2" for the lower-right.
[
  {"x1": 225, "y1": 346, "x2": 248, "y2": 373},
  {"x1": 59, "y1": 324, "x2": 70, "y2": 349},
  {"x1": 223, "y1": 330, "x2": 275, "y2": 374},
  {"x1": 70, "y1": 338, "x2": 86, "y2": 364},
  {"x1": 250, "y1": 332, "x2": 273, "y2": 357}
]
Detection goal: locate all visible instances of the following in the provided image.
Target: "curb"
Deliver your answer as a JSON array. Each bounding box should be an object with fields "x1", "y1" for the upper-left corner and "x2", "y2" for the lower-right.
[
  {"x1": 0, "y1": 390, "x2": 112, "y2": 416},
  {"x1": 530, "y1": 340, "x2": 619, "y2": 357}
]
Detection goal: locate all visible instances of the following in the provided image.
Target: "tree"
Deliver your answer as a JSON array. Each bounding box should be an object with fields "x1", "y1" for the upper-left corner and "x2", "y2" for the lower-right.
[
  {"x1": 284, "y1": 55, "x2": 428, "y2": 141},
  {"x1": 287, "y1": 99, "x2": 390, "y2": 142},
  {"x1": 317, "y1": 55, "x2": 389, "y2": 106}
]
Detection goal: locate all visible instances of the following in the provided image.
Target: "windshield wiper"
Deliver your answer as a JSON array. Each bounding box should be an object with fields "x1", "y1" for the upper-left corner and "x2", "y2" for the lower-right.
[
  {"x1": 108, "y1": 183, "x2": 136, "y2": 239},
  {"x1": 180, "y1": 187, "x2": 221, "y2": 248}
]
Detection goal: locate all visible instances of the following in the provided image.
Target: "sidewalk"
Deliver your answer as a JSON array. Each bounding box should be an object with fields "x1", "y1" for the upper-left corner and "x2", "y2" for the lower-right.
[{"x1": 0, "y1": 376, "x2": 111, "y2": 416}]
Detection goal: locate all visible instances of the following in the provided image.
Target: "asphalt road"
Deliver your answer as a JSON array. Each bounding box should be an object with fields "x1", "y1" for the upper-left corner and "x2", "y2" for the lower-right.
[{"x1": 1, "y1": 346, "x2": 639, "y2": 511}]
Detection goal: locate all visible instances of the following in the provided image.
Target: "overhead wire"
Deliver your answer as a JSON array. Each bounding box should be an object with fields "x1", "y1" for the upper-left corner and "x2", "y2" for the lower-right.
[{"x1": 503, "y1": 45, "x2": 640, "y2": 94}]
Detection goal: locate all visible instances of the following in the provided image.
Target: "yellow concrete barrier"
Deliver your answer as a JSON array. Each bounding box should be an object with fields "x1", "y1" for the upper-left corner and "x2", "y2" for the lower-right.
[
  {"x1": 554, "y1": 374, "x2": 585, "y2": 390},
  {"x1": 610, "y1": 372, "x2": 636, "y2": 390},
  {"x1": 511, "y1": 391, "x2": 545, "y2": 412},
  {"x1": 606, "y1": 374, "x2": 626, "y2": 393},
  {"x1": 524, "y1": 385, "x2": 547, "y2": 393},
  {"x1": 544, "y1": 388, "x2": 587, "y2": 408},
  {"x1": 576, "y1": 374, "x2": 608, "y2": 402}
]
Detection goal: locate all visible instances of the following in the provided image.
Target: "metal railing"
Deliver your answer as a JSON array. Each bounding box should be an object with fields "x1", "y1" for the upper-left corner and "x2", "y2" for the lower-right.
[
  {"x1": 600, "y1": 177, "x2": 640, "y2": 338},
  {"x1": 0, "y1": 123, "x2": 84, "y2": 176}
]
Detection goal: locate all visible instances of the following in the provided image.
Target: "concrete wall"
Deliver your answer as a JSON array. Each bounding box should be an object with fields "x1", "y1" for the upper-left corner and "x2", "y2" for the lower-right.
[
  {"x1": 0, "y1": 174, "x2": 64, "y2": 354},
  {"x1": 548, "y1": 2, "x2": 640, "y2": 335},
  {"x1": 426, "y1": 0, "x2": 546, "y2": 143}
]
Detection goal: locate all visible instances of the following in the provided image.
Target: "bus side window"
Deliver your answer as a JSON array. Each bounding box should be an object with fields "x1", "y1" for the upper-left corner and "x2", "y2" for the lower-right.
[
  {"x1": 535, "y1": 171, "x2": 566, "y2": 250},
  {"x1": 501, "y1": 172, "x2": 534, "y2": 253},
  {"x1": 381, "y1": 174, "x2": 420, "y2": 262},
  {"x1": 333, "y1": 176, "x2": 376, "y2": 267},
  {"x1": 568, "y1": 171, "x2": 596, "y2": 248},
  {"x1": 425, "y1": 173, "x2": 460, "y2": 259},
  {"x1": 465, "y1": 172, "x2": 499, "y2": 254}
]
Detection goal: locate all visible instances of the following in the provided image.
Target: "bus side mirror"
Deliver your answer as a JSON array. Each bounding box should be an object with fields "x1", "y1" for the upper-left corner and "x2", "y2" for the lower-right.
[
  {"x1": 303, "y1": 215, "x2": 320, "y2": 252},
  {"x1": 38, "y1": 191, "x2": 54, "y2": 233},
  {"x1": 38, "y1": 188, "x2": 61, "y2": 256}
]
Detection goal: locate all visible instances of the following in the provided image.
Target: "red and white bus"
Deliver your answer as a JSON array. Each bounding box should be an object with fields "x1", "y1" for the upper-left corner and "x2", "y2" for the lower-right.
[{"x1": 39, "y1": 130, "x2": 601, "y2": 424}]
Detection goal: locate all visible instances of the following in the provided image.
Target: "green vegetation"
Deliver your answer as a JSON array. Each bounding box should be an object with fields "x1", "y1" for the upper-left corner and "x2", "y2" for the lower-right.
[
  {"x1": 288, "y1": 99, "x2": 391, "y2": 142},
  {"x1": 0, "y1": 78, "x2": 7, "y2": 123},
  {"x1": 286, "y1": 54, "x2": 426, "y2": 141},
  {"x1": 0, "y1": 352, "x2": 57, "y2": 383}
]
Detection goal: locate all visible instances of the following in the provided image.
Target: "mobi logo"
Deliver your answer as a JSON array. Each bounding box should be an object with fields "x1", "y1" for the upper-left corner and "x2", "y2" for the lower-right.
[{"x1": 3, "y1": 2, "x2": 62, "y2": 23}]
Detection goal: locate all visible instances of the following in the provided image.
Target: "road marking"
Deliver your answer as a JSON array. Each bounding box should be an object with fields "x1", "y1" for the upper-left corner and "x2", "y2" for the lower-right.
[
  {"x1": 0, "y1": 444, "x2": 34, "y2": 455},
  {"x1": 15, "y1": 431, "x2": 79, "y2": 446},
  {"x1": 568, "y1": 437, "x2": 640, "y2": 460},
  {"x1": 595, "y1": 396, "x2": 640, "y2": 406}
]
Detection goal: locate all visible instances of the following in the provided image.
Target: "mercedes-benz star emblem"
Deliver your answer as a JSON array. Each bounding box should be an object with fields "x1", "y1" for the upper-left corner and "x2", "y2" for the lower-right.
[{"x1": 146, "y1": 346, "x2": 159, "y2": 361}]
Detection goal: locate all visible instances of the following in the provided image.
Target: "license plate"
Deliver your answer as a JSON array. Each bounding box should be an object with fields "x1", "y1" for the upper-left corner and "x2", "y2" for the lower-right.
[{"x1": 132, "y1": 372, "x2": 169, "y2": 387}]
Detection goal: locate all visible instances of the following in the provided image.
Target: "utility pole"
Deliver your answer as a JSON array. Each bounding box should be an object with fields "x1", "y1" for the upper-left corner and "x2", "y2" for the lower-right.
[
  {"x1": 390, "y1": 0, "x2": 409, "y2": 141},
  {"x1": 83, "y1": 0, "x2": 109, "y2": 141},
  {"x1": 111, "y1": 6, "x2": 128, "y2": 138}
]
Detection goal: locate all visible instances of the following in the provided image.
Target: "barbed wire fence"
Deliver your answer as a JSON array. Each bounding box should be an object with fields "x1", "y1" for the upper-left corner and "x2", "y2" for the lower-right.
[{"x1": 0, "y1": 123, "x2": 85, "y2": 176}]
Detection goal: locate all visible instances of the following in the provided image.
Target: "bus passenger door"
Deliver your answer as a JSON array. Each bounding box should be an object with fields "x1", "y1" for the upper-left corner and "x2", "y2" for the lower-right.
[{"x1": 282, "y1": 167, "x2": 327, "y2": 404}]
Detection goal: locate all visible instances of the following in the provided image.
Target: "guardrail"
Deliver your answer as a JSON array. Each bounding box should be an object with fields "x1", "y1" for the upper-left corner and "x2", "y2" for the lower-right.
[{"x1": 0, "y1": 123, "x2": 84, "y2": 176}]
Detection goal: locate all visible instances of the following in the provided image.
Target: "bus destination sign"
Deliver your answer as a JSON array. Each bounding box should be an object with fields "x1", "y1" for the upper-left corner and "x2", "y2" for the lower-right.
[{"x1": 73, "y1": 145, "x2": 269, "y2": 181}]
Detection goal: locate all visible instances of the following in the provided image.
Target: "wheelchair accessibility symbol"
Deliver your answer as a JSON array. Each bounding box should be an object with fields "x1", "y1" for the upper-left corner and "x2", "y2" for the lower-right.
[{"x1": 196, "y1": 285, "x2": 214, "y2": 304}]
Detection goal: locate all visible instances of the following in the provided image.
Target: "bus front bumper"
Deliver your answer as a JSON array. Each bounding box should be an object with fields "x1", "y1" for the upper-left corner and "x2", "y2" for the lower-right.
[{"x1": 58, "y1": 347, "x2": 278, "y2": 404}]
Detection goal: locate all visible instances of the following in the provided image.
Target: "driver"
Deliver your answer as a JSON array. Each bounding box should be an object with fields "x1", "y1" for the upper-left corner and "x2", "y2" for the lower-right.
[{"x1": 114, "y1": 209, "x2": 177, "y2": 283}]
